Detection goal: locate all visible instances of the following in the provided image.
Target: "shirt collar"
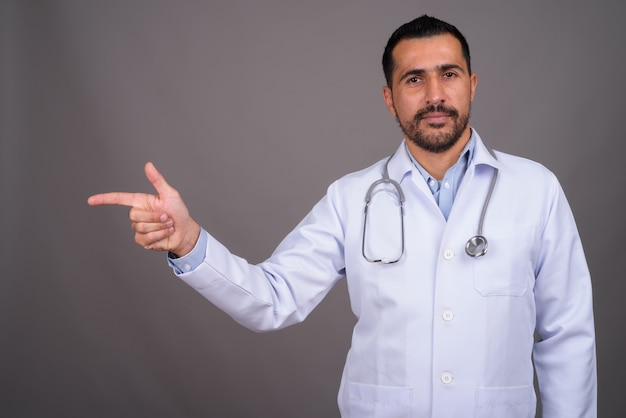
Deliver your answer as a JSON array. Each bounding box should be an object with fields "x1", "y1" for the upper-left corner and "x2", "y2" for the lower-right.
[
  {"x1": 385, "y1": 128, "x2": 499, "y2": 184},
  {"x1": 403, "y1": 129, "x2": 476, "y2": 182}
]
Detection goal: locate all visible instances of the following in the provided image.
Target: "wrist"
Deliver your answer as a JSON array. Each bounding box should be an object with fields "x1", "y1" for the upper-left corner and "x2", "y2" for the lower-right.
[{"x1": 171, "y1": 221, "x2": 201, "y2": 258}]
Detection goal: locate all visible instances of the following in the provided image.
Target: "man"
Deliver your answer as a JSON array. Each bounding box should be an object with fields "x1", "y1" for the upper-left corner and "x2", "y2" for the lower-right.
[{"x1": 89, "y1": 15, "x2": 596, "y2": 417}]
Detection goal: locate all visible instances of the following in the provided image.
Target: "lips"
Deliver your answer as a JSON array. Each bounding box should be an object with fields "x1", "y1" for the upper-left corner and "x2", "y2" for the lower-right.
[
  {"x1": 414, "y1": 105, "x2": 458, "y2": 124},
  {"x1": 421, "y1": 112, "x2": 452, "y2": 123}
]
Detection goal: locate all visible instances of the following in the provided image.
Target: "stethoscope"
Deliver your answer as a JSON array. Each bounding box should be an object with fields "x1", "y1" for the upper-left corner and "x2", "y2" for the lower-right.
[{"x1": 362, "y1": 149, "x2": 499, "y2": 264}]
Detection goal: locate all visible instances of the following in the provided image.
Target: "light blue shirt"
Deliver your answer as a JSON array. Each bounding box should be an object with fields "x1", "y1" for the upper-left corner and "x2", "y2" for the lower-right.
[
  {"x1": 406, "y1": 130, "x2": 475, "y2": 220},
  {"x1": 168, "y1": 227, "x2": 207, "y2": 274}
]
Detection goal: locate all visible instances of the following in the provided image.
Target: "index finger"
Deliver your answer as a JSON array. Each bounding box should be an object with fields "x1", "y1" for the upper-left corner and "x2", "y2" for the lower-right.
[{"x1": 87, "y1": 192, "x2": 149, "y2": 208}]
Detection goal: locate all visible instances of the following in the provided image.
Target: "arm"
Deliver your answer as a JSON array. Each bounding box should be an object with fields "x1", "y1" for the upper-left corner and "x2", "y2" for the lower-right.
[
  {"x1": 172, "y1": 183, "x2": 347, "y2": 332},
  {"x1": 89, "y1": 163, "x2": 346, "y2": 332},
  {"x1": 88, "y1": 162, "x2": 201, "y2": 257},
  {"x1": 533, "y1": 178, "x2": 597, "y2": 417}
]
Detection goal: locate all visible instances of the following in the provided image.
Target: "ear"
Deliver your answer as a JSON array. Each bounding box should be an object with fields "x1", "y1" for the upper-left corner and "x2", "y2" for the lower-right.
[
  {"x1": 382, "y1": 85, "x2": 396, "y2": 117},
  {"x1": 469, "y1": 72, "x2": 478, "y2": 102}
]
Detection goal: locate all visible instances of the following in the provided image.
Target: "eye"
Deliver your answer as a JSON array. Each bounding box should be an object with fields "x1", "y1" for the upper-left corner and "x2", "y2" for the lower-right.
[
  {"x1": 407, "y1": 76, "x2": 421, "y2": 84},
  {"x1": 443, "y1": 71, "x2": 456, "y2": 78}
]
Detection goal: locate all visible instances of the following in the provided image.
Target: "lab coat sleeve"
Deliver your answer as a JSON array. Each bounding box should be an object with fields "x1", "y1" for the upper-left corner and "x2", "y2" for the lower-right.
[
  {"x1": 532, "y1": 174, "x2": 597, "y2": 417},
  {"x1": 174, "y1": 181, "x2": 347, "y2": 332}
]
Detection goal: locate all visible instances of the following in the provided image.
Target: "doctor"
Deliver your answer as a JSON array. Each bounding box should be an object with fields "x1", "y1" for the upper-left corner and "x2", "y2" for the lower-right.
[{"x1": 89, "y1": 15, "x2": 596, "y2": 417}]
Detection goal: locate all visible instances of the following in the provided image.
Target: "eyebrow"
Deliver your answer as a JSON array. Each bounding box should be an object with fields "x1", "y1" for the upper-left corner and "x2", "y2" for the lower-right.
[{"x1": 398, "y1": 63, "x2": 466, "y2": 82}]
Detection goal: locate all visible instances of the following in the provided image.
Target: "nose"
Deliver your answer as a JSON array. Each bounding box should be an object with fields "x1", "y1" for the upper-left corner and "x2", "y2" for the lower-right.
[{"x1": 425, "y1": 79, "x2": 445, "y2": 106}]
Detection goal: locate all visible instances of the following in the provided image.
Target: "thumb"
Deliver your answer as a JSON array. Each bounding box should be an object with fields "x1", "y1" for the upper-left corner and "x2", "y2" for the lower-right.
[{"x1": 144, "y1": 162, "x2": 175, "y2": 196}]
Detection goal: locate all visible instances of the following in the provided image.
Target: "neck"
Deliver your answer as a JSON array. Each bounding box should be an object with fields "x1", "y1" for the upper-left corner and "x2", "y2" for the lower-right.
[{"x1": 406, "y1": 128, "x2": 472, "y2": 180}]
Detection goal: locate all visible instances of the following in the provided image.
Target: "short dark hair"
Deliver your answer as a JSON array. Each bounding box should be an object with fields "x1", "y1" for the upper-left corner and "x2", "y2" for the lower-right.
[{"x1": 382, "y1": 15, "x2": 471, "y2": 87}]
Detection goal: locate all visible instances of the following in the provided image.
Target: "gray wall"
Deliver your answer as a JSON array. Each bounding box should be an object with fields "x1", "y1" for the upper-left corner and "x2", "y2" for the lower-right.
[{"x1": 2, "y1": 1, "x2": 624, "y2": 416}]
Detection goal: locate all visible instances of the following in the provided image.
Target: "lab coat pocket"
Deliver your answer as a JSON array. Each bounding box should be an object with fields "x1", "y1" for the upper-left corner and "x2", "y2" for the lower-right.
[
  {"x1": 473, "y1": 225, "x2": 535, "y2": 296},
  {"x1": 474, "y1": 385, "x2": 534, "y2": 418},
  {"x1": 348, "y1": 381, "x2": 412, "y2": 417}
]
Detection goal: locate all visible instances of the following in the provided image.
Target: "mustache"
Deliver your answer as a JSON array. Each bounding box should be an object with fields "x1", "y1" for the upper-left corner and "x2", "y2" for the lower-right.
[{"x1": 414, "y1": 104, "x2": 459, "y2": 121}]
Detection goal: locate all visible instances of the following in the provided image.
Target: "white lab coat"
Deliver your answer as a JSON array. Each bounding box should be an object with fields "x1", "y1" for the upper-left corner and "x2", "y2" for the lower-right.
[{"x1": 176, "y1": 132, "x2": 596, "y2": 417}]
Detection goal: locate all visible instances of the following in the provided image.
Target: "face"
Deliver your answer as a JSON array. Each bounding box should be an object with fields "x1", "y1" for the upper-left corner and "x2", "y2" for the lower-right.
[{"x1": 382, "y1": 34, "x2": 477, "y2": 154}]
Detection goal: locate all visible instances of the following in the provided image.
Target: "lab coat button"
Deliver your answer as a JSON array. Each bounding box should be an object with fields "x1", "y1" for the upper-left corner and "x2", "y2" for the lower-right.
[
  {"x1": 442, "y1": 310, "x2": 455, "y2": 321},
  {"x1": 441, "y1": 372, "x2": 454, "y2": 384},
  {"x1": 443, "y1": 249, "x2": 455, "y2": 260}
]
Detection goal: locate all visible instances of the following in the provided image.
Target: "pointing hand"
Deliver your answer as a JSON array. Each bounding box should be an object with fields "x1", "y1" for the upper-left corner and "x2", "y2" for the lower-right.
[{"x1": 88, "y1": 162, "x2": 200, "y2": 257}]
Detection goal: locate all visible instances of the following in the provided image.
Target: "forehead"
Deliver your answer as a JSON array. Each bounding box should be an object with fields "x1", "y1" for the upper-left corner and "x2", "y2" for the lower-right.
[{"x1": 391, "y1": 34, "x2": 467, "y2": 75}]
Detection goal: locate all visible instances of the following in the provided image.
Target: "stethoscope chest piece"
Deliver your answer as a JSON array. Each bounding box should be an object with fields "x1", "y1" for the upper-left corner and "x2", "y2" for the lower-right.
[{"x1": 466, "y1": 235, "x2": 488, "y2": 258}]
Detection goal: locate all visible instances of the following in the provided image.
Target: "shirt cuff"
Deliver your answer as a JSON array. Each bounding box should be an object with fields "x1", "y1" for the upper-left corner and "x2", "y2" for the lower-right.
[{"x1": 167, "y1": 228, "x2": 208, "y2": 274}]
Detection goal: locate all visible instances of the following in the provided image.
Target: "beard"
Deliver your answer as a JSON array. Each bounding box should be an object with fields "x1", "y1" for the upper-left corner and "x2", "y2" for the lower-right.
[{"x1": 397, "y1": 103, "x2": 470, "y2": 154}]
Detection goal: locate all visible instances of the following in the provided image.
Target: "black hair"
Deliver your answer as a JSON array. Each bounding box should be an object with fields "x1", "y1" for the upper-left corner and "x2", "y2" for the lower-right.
[{"x1": 382, "y1": 15, "x2": 471, "y2": 87}]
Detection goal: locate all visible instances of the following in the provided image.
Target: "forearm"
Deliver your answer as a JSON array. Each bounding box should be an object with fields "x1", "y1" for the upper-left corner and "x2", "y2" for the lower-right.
[{"x1": 169, "y1": 193, "x2": 347, "y2": 332}]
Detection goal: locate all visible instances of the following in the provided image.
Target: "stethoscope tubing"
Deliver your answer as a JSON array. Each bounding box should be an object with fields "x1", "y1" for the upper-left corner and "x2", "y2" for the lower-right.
[
  {"x1": 362, "y1": 147, "x2": 499, "y2": 263},
  {"x1": 362, "y1": 152, "x2": 405, "y2": 264}
]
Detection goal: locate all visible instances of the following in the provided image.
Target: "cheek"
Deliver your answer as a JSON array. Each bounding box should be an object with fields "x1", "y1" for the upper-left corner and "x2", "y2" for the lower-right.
[
  {"x1": 393, "y1": 96, "x2": 420, "y2": 120},
  {"x1": 448, "y1": 85, "x2": 473, "y2": 106}
]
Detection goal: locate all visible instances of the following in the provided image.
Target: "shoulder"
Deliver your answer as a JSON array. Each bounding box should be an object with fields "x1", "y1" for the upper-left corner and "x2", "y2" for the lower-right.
[
  {"x1": 490, "y1": 150, "x2": 565, "y2": 206},
  {"x1": 473, "y1": 130, "x2": 559, "y2": 187},
  {"x1": 493, "y1": 150, "x2": 559, "y2": 184},
  {"x1": 315, "y1": 155, "x2": 393, "y2": 214},
  {"x1": 330, "y1": 156, "x2": 389, "y2": 190}
]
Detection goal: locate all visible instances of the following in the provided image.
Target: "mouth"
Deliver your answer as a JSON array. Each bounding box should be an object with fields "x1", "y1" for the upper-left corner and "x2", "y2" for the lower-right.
[
  {"x1": 414, "y1": 105, "x2": 458, "y2": 126},
  {"x1": 420, "y1": 112, "x2": 452, "y2": 124}
]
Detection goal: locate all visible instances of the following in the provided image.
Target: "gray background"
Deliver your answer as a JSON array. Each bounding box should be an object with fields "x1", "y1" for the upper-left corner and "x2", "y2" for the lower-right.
[{"x1": 2, "y1": 0, "x2": 624, "y2": 417}]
